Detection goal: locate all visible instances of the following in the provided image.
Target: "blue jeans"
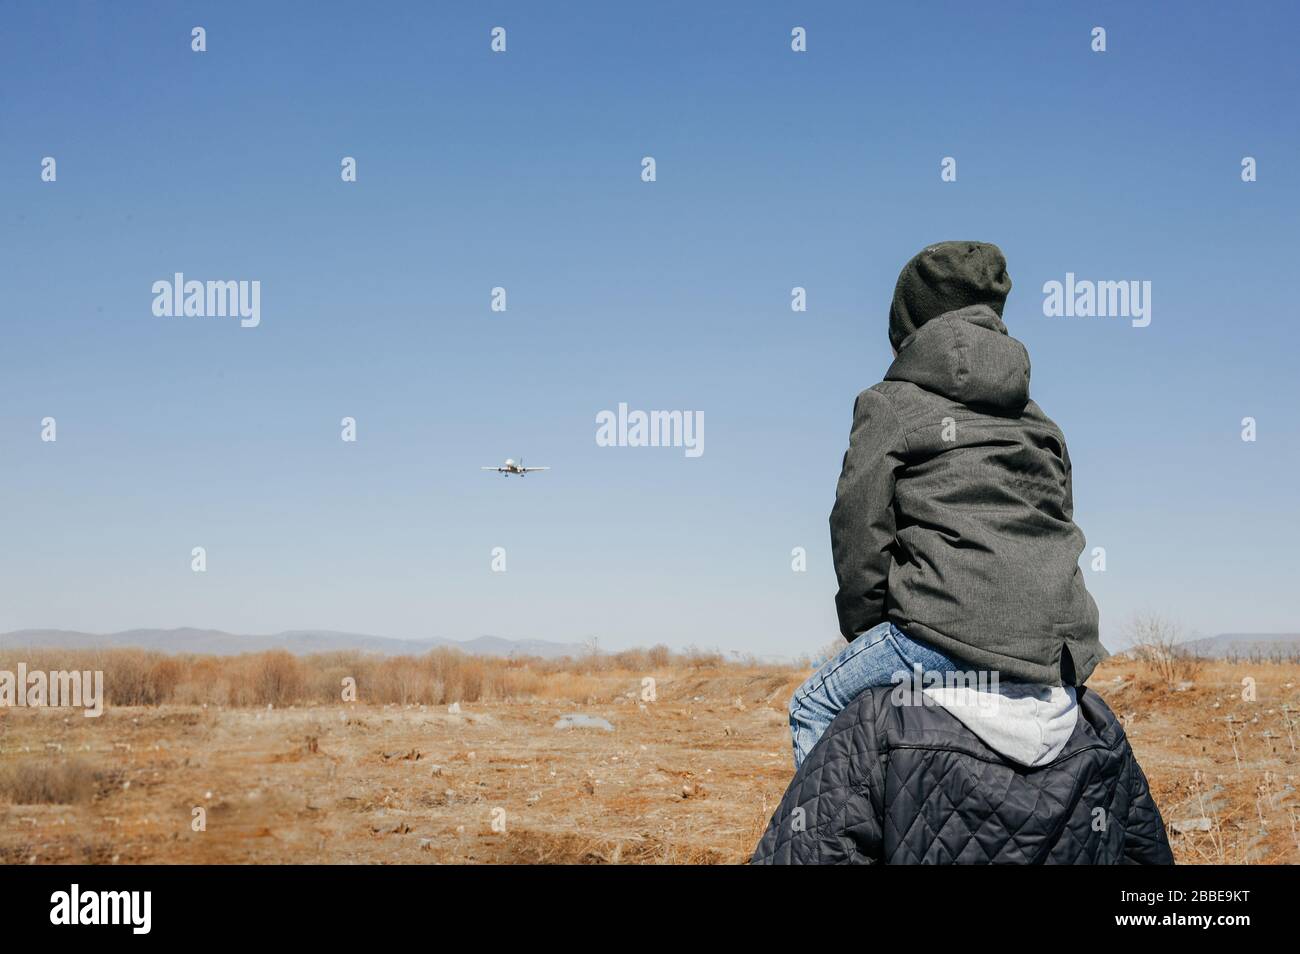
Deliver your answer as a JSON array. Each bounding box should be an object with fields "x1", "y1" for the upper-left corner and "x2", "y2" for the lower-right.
[{"x1": 789, "y1": 622, "x2": 961, "y2": 768}]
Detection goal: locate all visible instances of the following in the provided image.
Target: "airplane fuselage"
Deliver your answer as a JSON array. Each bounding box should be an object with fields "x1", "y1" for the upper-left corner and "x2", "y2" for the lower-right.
[{"x1": 483, "y1": 457, "x2": 549, "y2": 476}]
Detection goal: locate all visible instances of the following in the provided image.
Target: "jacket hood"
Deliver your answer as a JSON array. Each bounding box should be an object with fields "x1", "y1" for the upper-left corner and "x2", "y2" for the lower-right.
[
  {"x1": 884, "y1": 304, "x2": 1030, "y2": 413},
  {"x1": 921, "y1": 682, "x2": 1078, "y2": 767}
]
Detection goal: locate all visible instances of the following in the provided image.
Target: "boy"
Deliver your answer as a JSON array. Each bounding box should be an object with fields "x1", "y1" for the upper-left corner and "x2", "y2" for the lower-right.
[{"x1": 789, "y1": 241, "x2": 1104, "y2": 767}]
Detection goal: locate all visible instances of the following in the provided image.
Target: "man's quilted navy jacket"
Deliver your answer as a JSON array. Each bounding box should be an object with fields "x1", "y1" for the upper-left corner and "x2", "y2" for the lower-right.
[{"x1": 752, "y1": 686, "x2": 1173, "y2": 864}]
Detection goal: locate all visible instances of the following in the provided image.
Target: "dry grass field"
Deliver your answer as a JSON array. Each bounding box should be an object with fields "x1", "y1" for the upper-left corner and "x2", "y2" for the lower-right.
[{"x1": 1, "y1": 648, "x2": 1297, "y2": 864}]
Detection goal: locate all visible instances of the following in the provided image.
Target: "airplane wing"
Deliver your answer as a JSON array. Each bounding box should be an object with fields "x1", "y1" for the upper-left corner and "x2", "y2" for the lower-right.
[
  {"x1": 520, "y1": 466, "x2": 550, "y2": 472},
  {"x1": 481, "y1": 466, "x2": 505, "y2": 471}
]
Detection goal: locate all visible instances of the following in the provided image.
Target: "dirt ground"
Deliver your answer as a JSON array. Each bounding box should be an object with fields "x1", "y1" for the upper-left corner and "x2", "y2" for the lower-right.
[{"x1": 1, "y1": 658, "x2": 1297, "y2": 864}]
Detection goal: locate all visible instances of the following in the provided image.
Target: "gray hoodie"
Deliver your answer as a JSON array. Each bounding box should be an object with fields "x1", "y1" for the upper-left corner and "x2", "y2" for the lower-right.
[
  {"x1": 924, "y1": 682, "x2": 1078, "y2": 767},
  {"x1": 830, "y1": 303, "x2": 1103, "y2": 686}
]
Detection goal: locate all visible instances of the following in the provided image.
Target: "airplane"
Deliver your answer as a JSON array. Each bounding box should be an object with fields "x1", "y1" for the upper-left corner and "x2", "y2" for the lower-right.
[{"x1": 481, "y1": 457, "x2": 550, "y2": 476}]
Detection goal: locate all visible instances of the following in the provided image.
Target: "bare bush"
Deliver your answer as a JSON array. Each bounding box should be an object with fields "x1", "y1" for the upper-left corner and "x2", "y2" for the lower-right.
[
  {"x1": 0, "y1": 759, "x2": 96, "y2": 804},
  {"x1": 0, "y1": 644, "x2": 789, "y2": 709},
  {"x1": 102, "y1": 649, "x2": 174, "y2": 705},
  {"x1": 1128, "y1": 614, "x2": 1205, "y2": 686},
  {"x1": 147, "y1": 656, "x2": 184, "y2": 701},
  {"x1": 253, "y1": 650, "x2": 305, "y2": 706},
  {"x1": 612, "y1": 648, "x2": 650, "y2": 671},
  {"x1": 680, "y1": 646, "x2": 725, "y2": 669},
  {"x1": 173, "y1": 655, "x2": 228, "y2": 705}
]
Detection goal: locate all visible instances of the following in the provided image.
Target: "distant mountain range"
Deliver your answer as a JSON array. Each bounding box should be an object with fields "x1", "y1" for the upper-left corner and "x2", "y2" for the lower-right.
[
  {"x1": 0, "y1": 628, "x2": 591, "y2": 659},
  {"x1": 1180, "y1": 633, "x2": 1300, "y2": 659}
]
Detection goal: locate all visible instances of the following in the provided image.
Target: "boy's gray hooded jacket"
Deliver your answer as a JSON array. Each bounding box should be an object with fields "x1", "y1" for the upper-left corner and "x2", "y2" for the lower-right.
[
  {"x1": 831, "y1": 303, "x2": 1103, "y2": 686},
  {"x1": 751, "y1": 685, "x2": 1173, "y2": 865}
]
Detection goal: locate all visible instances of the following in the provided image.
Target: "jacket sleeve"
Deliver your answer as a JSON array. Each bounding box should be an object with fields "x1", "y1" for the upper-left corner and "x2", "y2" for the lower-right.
[
  {"x1": 831, "y1": 389, "x2": 907, "y2": 640},
  {"x1": 1122, "y1": 748, "x2": 1175, "y2": 864}
]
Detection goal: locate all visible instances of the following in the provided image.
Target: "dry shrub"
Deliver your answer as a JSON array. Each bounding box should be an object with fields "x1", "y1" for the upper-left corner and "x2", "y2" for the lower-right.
[
  {"x1": 252, "y1": 651, "x2": 304, "y2": 706},
  {"x1": 217, "y1": 651, "x2": 306, "y2": 706},
  {"x1": 458, "y1": 659, "x2": 484, "y2": 703},
  {"x1": 680, "y1": 646, "x2": 725, "y2": 669},
  {"x1": 2, "y1": 643, "x2": 785, "y2": 709},
  {"x1": 304, "y1": 653, "x2": 367, "y2": 706},
  {"x1": 491, "y1": 666, "x2": 543, "y2": 701},
  {"x1": 533, "y1": 672, "x2": 606, "y2": 703},
  {"x1": 426, "y1": 648, "x2": 488, "y2": 704},
  {"x1": 0, "y1": 759, "x2": 96, "y2": 804},
  {"x1": 0, "y1": 648, "x2": 71, "y2": 675},
  {"x1": 1128, "y1": 614, "x2": 1205, "y2": 686},
  {"x1": 612, "y1": 649, "x2": 650, "y2": 671},
  {"x1": 102, "y1": 649, "x2": 176, "y2": 705},
  {"x1": 173, "y1": 655, "x2": 228, "y2": 705},
  {"x1": 147, "y1": 656, "x2": 183, "y2": 701},
  {"x1": 373, "y1": 656, "x2": 435, "y2": 705}
]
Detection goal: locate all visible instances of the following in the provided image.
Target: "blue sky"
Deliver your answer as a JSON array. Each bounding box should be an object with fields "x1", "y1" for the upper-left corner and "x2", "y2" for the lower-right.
[{"x1": 1, "y1": 1, "x2": 1297, "y2": 657}]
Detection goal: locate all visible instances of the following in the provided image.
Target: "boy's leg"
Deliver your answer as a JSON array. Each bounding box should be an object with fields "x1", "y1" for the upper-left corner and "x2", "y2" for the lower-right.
[
  {"x1": 789, "y1": 622, "x2": 966, "y2": 768},
  {"x1": 789, "y1": 622, "x2": 905, "y2": 769},
  {"x1": 885, "y1": 624, "x2": 965, "y2": 676}
]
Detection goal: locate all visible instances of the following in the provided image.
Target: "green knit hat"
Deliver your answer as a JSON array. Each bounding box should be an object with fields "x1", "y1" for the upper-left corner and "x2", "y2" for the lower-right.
[{"x1": 888, "y1": 241, "x2": 1012, "y2": 350}]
